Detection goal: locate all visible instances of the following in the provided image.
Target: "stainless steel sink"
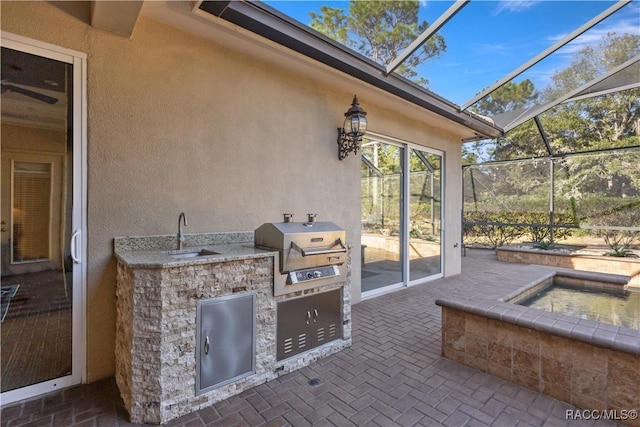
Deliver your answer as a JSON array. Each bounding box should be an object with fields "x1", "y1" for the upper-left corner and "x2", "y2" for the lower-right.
[{"x1": 168, "y1": 249, "x2": 220, "y2": 259}]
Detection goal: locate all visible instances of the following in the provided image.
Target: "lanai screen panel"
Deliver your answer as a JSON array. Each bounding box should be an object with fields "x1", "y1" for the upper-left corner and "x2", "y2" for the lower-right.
[
  {"x1": 263, "y1": 1, "x2": 625, "y2": 108},
  {"x1": 396, "y1": 1, "x2": 619, "y2": 105},
  {"x1": 572, "y1": 60, "x2": 640, "y2": 100},
  {"x1": 462, "y1": 159, "x2": 556, "y2": 246},
  {"x1": 463, "y1": 3, "x2": 639, "y2": 133},
  {"x1": 262, "y1": 1, "x2": 637, "y2": 151},
  {"x1": 554, "y1": 149, "x2": 640, "y2": 229},
  {"x1": 463, "y1": 158, "x2": 552, "y2": 217},
  {"x1": 537, "y1": 86, "x2": 640, "y2": 155},
  {"x1": 463, "y1": 148, "x2": 640, "y2": 247}
]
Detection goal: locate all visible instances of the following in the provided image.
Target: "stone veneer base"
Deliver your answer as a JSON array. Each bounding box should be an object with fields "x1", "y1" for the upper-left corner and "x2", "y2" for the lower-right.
[{"x1": 115, "y1": 234, "x2": 352, "y2": 424}]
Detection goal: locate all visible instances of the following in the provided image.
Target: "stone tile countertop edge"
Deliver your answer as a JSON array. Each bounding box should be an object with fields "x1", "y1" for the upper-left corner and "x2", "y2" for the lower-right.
[{"x1": 114, "y1": 231, "x2": 277, "y2": 269}]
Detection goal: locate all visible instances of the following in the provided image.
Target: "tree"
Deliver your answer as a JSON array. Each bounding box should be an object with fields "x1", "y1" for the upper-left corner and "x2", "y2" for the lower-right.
[
  {"x1": 544, "y1": 33, "x2": 639, "y2": 99},
  {"x1": 472, "y1": 79, "x2": 538, "y2": 116},
  {"x1": 309, "y1": 6, "x2": 350, "y2": 45},
  {"x1": 464, "y1": 33, "x2": 640, "y2": 241},
  {"x1": 537, "y1": 33, "x2": 640, "y2": 201},
  {"x1": 541, "y1": 32, "x2": 640, "y2": 147},
  {"x1": 309, "y1": 1, "x2": 445, "y2": 84},
  {"x1": 469, "y1": 80, "x2": 541, "y2": 160},
  {"x1": 475, "y1": 33, "x2": 639, "y2": 162}
]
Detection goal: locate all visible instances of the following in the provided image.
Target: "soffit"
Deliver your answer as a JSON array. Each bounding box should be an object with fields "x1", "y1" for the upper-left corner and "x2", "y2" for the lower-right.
[{"x1": 91, "y1": 1, "x2": 144, "y2": 38}]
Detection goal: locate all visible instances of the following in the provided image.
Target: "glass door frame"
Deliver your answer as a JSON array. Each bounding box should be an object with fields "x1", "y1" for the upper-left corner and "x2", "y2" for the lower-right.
[
  {"x1": 1, "y1": 32, "x2": 87, "y2": 405},
  {"x1": 361, "y1": 136, "x2": 406, "y2": 298},
  {"x1": 361, "y1": 132, "x2": 444, "y2": 300},
  {"x1": 406, "y1": 144, "x2": 444, "y2": 287}
]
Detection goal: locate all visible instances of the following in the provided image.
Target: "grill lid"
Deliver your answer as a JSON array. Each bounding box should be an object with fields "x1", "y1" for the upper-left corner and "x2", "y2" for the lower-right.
[
  {"x1": 254, "y1": 214, "x2": 346, "y2": 273},
  {"x1": 259, "y1": 220, "x2": 343, "y2": 236}
]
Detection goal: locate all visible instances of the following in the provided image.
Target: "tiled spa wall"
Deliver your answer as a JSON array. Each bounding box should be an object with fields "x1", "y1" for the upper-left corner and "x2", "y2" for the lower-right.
[{"x1": 440, "y1": 307, "x2": 640, "y2": 426}]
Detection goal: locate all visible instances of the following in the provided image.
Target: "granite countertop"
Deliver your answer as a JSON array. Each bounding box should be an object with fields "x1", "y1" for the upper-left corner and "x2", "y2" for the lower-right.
[{"x1": 114, "y1": 232, "x2": 277, "y2": 269}]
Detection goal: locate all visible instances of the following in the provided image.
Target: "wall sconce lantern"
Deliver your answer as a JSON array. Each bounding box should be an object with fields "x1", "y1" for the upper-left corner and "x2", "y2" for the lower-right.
[{"x1": 337, "y1": 95, "x2": 367, "y2": 160}]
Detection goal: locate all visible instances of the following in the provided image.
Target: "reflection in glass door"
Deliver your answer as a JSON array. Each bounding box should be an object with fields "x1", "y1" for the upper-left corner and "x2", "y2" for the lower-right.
[
  {"x1": 361, "y1": 136, "x2": 443, "y2": 297},
  {"x1": 361, "y1": 140, "x2": 404, "y2": 293},
  {"x1": 409, "y1": 148, "x2": 441, "y2": 282},
  {"x1": 1, "y1": 40, "x2": 84, "y2": 403}
]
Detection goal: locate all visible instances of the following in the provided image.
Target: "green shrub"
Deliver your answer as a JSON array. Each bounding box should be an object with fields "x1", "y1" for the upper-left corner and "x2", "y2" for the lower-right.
[
  {"x1": 533, "y1": 241, "x2": 557, "y2": 250},
  {"x1": 589, "y1": 207, "x2": 640, "y2": 257},
  {"x1": 463, "y1": 211, "x2": 576, "y2": 249}
]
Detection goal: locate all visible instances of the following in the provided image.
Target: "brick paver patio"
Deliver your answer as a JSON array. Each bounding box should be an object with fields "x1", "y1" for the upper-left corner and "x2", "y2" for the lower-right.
[{"x1": 1, "y1": 249, "x2": 624, "y2": 426}]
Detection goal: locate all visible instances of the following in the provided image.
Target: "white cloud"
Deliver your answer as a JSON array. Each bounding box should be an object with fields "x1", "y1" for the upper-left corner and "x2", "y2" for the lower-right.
[
  {"x1": 492, "y1": 0, "x2": 541, "y2": 15},
  {"x1": 472, "y1": 42, "x2": 513, "y2": 55},
  {"x1": 548, "y1": 17, "x2": 640, "y2": 58}
]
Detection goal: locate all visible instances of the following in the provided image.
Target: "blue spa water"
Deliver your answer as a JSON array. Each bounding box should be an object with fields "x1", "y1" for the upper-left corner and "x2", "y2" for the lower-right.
[{"x1": 519, "y1": 285, "x2": 640, "y2": 330}]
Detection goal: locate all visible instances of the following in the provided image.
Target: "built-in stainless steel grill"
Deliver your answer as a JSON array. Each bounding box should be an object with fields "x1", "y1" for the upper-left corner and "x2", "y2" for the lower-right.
[{"x1": 255, "y1": 214, "x2": 347, "y2": 296}]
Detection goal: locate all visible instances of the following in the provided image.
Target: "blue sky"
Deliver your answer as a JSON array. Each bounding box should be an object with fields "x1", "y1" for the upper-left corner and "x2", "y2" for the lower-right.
[{"x1": 263, "y1": 1, "x2": 639, "y2": 105}]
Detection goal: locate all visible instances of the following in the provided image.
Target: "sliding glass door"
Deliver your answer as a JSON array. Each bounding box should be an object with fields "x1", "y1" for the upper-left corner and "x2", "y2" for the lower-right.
[
  {"x1": 409, "y1": 148, "x2": 442, "y2": 281},
  {"x1": 361, "y1": 140, "x2": 405, "y2": 293},
  {"x1": 361, "y1": 136, "x2": 442, "y2": 297},
  {"x1": 1, "y1": 35, "x2": 86, "y2": 405}
]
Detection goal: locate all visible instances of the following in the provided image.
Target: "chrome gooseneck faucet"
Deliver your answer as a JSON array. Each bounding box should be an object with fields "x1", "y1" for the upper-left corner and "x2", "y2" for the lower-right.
[{"x1": 177, "y1": 212, "x2": 187, "y2": 250}]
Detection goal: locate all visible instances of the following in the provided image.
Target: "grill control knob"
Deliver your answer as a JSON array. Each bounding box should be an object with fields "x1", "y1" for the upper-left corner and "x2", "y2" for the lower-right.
[
  {"x1": 306, "y1": 272, "x2": 314, "y2": 279},
  {"x1": 313, "y1": 270, "x2": 322, "y2": 278}
]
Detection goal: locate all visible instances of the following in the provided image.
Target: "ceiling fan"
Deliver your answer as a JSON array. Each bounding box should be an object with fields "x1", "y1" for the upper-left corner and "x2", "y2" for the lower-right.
[{"x1": 1, "y1": 82, "x2": 59, "y2": 105}]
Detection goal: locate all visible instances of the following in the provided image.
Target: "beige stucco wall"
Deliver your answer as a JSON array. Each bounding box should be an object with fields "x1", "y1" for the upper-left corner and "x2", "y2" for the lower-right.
[{"x1": 1, "y1": 1, "x2": 465, "y2": 382}]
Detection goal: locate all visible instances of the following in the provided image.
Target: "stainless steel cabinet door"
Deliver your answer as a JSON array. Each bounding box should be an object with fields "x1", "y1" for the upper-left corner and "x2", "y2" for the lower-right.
[
  {"x1": 276, "y1": 296, "x2": 311, "y2": 361},
  {"x1": 196, "y1": 293, "x2": 256, "y2": 395},
  {"x1": 276, "y1": 289, "x2": 342, "y2": 361},
  {"x1": 311, "y1": 289, "x2": 342, "y2": 346}
]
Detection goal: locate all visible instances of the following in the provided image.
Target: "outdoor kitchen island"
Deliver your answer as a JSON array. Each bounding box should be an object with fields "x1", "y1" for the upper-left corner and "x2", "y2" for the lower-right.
[{"x1": 114, "y1": 231, "x2": 352, "y2": 424}]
